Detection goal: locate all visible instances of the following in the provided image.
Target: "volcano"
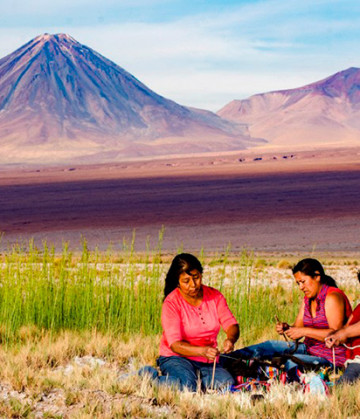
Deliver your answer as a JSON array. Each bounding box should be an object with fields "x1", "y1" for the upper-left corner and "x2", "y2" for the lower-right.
[
  {"x1": 0, "y1": 33, "x2": 262, "y2": 164},
  {"x1": 218, "y1": 67, "x2": 360, "y2": 148}
]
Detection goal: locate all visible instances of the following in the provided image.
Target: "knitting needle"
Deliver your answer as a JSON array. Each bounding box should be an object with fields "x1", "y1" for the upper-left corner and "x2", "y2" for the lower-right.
[{"x1": 210, "y1": 357, "x2": 216, "y2": 391}]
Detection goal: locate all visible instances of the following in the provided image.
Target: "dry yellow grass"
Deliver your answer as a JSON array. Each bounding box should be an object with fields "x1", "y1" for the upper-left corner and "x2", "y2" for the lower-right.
[{"x1": 0, "y1": 328, "x2": 358, "y2": 418}]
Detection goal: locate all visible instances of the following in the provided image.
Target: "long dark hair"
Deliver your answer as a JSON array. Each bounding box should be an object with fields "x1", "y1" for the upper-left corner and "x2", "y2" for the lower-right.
[
  {"x1": 164, "y1": 253, "x2": 203, "y2": 298},
  {"x1": 292, "y1": 258, "x2": 337, "y2": 288}
]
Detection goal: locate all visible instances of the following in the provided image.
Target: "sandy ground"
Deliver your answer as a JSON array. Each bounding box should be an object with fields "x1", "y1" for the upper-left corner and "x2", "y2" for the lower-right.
[{"x1": 1, "y1": 146, "x2": 360, "y2": 256}]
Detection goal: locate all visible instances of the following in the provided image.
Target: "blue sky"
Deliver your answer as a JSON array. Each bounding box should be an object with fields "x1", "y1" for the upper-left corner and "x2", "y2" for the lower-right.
[{"x1": 1, "y1": 0, "x2": 359, "y2": 110}]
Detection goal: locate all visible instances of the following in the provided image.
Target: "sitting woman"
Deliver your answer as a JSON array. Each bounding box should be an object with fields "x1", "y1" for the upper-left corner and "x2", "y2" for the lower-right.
[
  {"x1": 325, "y1": 272, "x2": 360, "y2": 385},
  {"x1": 224, "y1": 258, "x2": 352, "y2": 382},
  {"x1": 158, "y1": 253, "x2": 239, "y2": 392}
]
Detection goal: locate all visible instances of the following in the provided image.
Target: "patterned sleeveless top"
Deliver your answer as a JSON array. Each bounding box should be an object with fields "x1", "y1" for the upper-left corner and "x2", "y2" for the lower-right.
[{"x1": 303, "y1": 284, "x2": 352, "y2": 366}]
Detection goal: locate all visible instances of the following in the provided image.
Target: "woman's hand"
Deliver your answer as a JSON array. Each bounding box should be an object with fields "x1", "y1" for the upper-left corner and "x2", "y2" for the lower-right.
[
  {"x1": 201, "y1": 346, "x2": 219, "y2": 361},
  {"x1": 223, "y1": 324, "x2": 239, "y2": 353},
  {"x1": 222, "y1": 338, "x2": 235, "y2": 353},
  {"x1": 276, "y1": 322, "x2": 290, "y2": 335},
  {"x1": 285, "y1": 326, "x2": 305, "y2": 340},
  {"x1": 325, "y1": 329, "x2": 347, "y2": 348}
]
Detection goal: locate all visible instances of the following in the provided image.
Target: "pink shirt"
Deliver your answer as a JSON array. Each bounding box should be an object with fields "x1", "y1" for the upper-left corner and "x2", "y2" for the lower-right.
[{"x1": 159, "y1": 285, "x2": 238, "y2": 363}]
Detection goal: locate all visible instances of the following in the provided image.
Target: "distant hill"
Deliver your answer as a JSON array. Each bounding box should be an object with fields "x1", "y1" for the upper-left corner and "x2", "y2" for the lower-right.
[
  {"x1": 217, "y1": 67, "x2": 360, "y2": 147},
  {"x1": 0, "y1": 33, "x2": 263, "y2": 164}
]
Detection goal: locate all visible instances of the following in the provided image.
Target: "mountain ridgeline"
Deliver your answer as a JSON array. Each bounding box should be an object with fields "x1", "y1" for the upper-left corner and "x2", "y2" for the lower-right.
[
  {"x1": 0, "y1": 33, "x2": 359, "y2": 164},
  {"x1": 218, "y1": 67, "x2": 360, "y2": 147},
  {"x1": 0, "y1": 33, "x2": 261, "y2": 164}
]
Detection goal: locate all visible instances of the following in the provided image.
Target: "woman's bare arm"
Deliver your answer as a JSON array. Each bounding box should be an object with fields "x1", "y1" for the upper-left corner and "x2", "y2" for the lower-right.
[
  {"x1": 222, "y1": 324, "x2": 240, "y2": 353},
  {"x1": 326, "y1": 314, "x2": 360, "y2": 347},
  {"x1": 170, "y1": 341, "x2": 219, "y2": 361},
  {"x1": 285, "y1": 293, "x2": 346, "y2": 341}
]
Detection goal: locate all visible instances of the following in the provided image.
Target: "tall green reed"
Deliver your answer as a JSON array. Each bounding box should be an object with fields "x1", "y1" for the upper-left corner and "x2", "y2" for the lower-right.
[
  {"x1": 204, "y1": 250, "x2": 302, "y2": 344},
  {"x1": 0, "y1": 234, "x2": 303, "y2": 345}
]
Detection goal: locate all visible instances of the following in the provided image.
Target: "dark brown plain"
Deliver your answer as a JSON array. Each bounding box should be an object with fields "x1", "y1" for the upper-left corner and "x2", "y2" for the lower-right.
[{"x1": 1, "y1": 147, "x2": 359, "y2": 256}]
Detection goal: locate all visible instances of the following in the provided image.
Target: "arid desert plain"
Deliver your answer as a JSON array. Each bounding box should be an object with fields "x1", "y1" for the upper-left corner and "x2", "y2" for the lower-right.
[{"x1": 1, "y1": 145, "x2": 359, "y2": 257}]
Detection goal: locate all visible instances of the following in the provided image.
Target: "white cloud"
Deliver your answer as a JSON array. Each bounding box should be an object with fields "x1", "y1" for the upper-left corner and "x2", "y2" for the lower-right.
[
  {"x1": 0, "y1": 0, "x2": 359, "y2": 110},
  {"x1": 141, "y1": 68, "x2": 336, "y2": 110}
]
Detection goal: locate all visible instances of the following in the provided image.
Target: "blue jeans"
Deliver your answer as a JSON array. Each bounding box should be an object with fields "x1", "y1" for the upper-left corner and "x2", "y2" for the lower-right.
[
  {"x1": 157, "y1": 356, "x2": 235, "y2": 392},
  {"x1": 224, "y1": 340, "x2": 332, "y2": 381},
  {"x1": 337, "y1": 362, "x2": 360, "y2": 385}
]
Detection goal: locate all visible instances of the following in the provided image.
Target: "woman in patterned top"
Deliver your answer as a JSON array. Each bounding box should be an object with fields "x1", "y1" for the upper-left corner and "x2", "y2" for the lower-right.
[{"x1": 224, "y1": 258, "x2": 352, "y2": 382}]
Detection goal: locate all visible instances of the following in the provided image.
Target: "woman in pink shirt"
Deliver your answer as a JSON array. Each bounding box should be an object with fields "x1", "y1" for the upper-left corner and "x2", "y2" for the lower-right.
[{"x1": 157, "y1": 253, "x2": 239, "y2": 391}]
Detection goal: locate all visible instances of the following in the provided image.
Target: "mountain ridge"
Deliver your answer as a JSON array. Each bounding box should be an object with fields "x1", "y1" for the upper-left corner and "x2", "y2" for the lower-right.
[
  {"x1": 217, "y1": 67, "x2": 360, "y2": 147},
  {"x1": 0, "y1": 33, "x2": 261, "y2": 164}
]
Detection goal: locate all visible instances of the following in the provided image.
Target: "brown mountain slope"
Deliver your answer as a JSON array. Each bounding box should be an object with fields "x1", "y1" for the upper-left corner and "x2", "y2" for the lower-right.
[
  {"x1": 217, "y1": 68, "x2": 360, "y2": 148},
  {"x1": 0, "y1": 33, "x2": 263, "y2": 164}
]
